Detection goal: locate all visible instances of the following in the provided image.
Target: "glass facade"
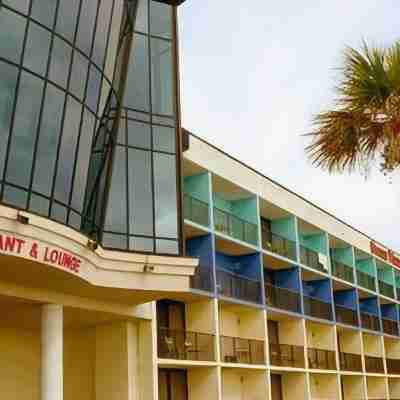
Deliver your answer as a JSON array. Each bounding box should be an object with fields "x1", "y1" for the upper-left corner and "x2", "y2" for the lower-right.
[{"x1": 0, "y1": 0, "x2": 183, "y2": 255}]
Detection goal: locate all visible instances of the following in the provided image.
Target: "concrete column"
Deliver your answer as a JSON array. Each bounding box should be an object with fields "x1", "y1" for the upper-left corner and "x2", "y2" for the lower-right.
[{"x1": 41, "y1": 304, "x2": 63, "y2": 400}]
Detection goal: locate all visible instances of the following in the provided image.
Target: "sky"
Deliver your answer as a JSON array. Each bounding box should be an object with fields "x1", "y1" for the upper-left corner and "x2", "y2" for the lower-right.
[{"x1": 178, "y1": 0, "x2": 400, "y2": 251}]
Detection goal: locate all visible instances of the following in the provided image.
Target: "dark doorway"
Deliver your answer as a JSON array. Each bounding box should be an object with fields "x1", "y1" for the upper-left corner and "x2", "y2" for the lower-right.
[
  {"x1": 270, "y1": 374, "x2": 283, "y2": 400},
  {"x1": 159, "y1": 369, "x2": 188, "y2": 400}
]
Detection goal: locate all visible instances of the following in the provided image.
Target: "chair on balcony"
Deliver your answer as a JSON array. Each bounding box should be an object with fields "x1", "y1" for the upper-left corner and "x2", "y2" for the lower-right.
[{"x1": 164, "y1": 335, "x2": 178, "y2": 359}]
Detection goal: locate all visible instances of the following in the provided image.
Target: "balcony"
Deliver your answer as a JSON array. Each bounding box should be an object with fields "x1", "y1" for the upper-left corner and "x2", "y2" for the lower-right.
[
  {"x1": 379, "y1": 280, "x2": 395, "y2": 298},
  {"x1": 214, "y1": 207, "x2": 258, "y2": 246},
  {"x1": 382, "y1": 318, "x2": 399, "y2": 336},
  {"x1": 303, "y1": 295, "x2": 333, "y2": 321},
  {"x1": 269, "y1": 343, "x2": 305, "y2": 368},
  {"x1": 262, "y1": 230, "x2": 296, "y2": 261},
  {"x1": 339, "y1": 352, "x2": 363, "y2": 372},
  {"x1": 335, "y1": 304, "x2": 358, "y2": 327},
  {"x1": 386, "y1": 358, "x2": 400, "y2": 374},
  {"x1": 220, "y1": 336, "x2": 265, "y2": 365},
  {"x1": 331, "y1": 261, "x2": 354, "y2": 283},
  {"x1": 158, "y1": 327, "x2": 215, "y2": 362},
  {"x1": 360, "y1": 312, "x2": 381, "y2": 332},
  {"x1": 300, "y1": 245, "x2": 326, "y2": 272},
  {"x1": 364, "y1": 355, "x2": 385, "y2": 373},
  {"x1": 265, "y1": 283, "x2": 301, "y2": 314},
  {"x1": 216, "y1": 268, "x2": 262, "y2": 304},
  {"x1": 184, "y1": 194, "x2": 210, "y2": 227},
  {"x1": 190, "y1": 264, "x2": 214, "y2": 292},
  {"x1": 357, "y1": 270, "x2": 376, "y2": 291},
  {"x1": 308, "y1": 348, "x2": 337, "y2": 370}
]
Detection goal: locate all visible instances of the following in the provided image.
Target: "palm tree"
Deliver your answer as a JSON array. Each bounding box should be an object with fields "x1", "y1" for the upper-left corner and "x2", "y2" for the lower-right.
[{"x1": 306, "y1": 42, "x2": 400, "y2": 174}]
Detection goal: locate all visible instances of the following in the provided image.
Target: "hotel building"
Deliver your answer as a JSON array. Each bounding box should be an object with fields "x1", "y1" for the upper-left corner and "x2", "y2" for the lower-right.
[{"x1": 1, "y1": 1, "x2": 400, "y2": 400}]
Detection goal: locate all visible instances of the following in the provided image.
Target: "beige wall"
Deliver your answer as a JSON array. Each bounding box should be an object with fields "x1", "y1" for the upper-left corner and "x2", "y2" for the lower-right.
[
  {"x1": 221, "y1": 369, "x2": 267, "y2": 400},
  {"x1": 309, "y1": 373, "x2": 339, "y2": 399},
  {"x1": 278, "y1": 319, "x2": 305, "y2": 346},
  {"x1": 341, "y1": 375, "x2": 365, "y2": 399},
  {"x1": 281, "y1": 373, "x2": 307, "y2": 400},
  {"x1": 306, "y1": 322, "x2": 335, "y2": 350},
  {"x1": 0, "y1": 326, "x2": 40, "y2": 400},
  {"x1": 363, "y1": 333, "x2": 383, "y2": 356},
  {"x1": 385, "y1": 337, "x2": 400, "y2": 359},
  {"x1": 186, "y1": 299, "x2": 215, "y2": 334},
  {"x1": 337, "y1": 329, "x2": 362, "y2": 354},
  {"x1": 64, "y1": 327, "x2": 95, "y2": 400},
  {"x1": 367, "y1": 377, "x2": 387, "y2": 398},
  {"x1": 188, "y1": 367, "x2": 219, "y2": 400}
]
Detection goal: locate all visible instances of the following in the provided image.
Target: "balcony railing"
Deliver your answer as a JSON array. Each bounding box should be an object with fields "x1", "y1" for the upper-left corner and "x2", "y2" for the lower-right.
[
  {"x1": 386, "y1": 358, "x2": 400, "y2": 374},
  {"x1": 158, "y1": 327, "x2": 215, "y2": 361},
  {"x1": 216, "y1": 268, "x2": 262, "y2": 304},
  {"x1": 339, "y1": 352, "x2": 363, "y2": 372},
  {"x1": 360, "y1": 312, "x2": 381, "y2": 332},
  {"x1": 303, "y1": 295, "x2": 333, "y2": 320},
  {"x1": 184, "y1": 194, "x2": 210, "y2": 227},
  {"x1": 382, "y1": 318, "x2": 399, "y2": 336},
  {"x1": 331, "y1": 260, "x2": 354, "y2": 283},
  {"x1": 300, "y1": 245, "x2": 326, "y2": 272},
  {"x1": 308, "y1": 348, "x2": 337, "y2": 370},
  {"x1": 335, "y1": 304, "x2": 359, "y2": 327},
  {"x1": 269, "y1": 343, "x2": 305, "y2": 368},
  {"x1": 214, "y1": 207, "x2": 258, "y2": 246},
  {"x1": 190, "y1": 264, "x2": 214, "y2": 292},
  {"x1": 262, "y1": 230, "x2": 297, "y2": 261},
  {"x1": 220, "y1": 336, "x2": 265, "y2": 365},
  {"x1": 356, "y1": 270, "x2": 376, "y2": 291},
  {"x1": 364, "y1": 355, "x2": 385, "y2": 373},
  {"x1": 379, "y1": 280, "x2": 395, "y2": 298},
  {"x1": 265, "y1": 283, "x2": 301, "y2": 314}
]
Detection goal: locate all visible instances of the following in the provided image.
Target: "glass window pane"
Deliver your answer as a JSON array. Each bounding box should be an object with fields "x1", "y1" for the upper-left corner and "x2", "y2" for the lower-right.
[
  {"x1": 76, "y1": 0, "x2": 97, "y2": 55},
  {"x1": 129, "y1": 236, "x2": 154, "y2": 253},
  {"x1": 29, "y1": 193, "x2": 49, "y2": 216},
  {"x1": 69, "y1": 211, "x2": 82, "y2": 230},
  {"x1": 124, "y1": 34, "x2": 150, "y2": 112},
  {"x1": 56, "y1": 0, "x2": 80, "y2": 43},
  {"x1": 153, "y1": 125, "x2": 175, "y2": 153},
  {"x1": 151, "y1": 38, "x2": 173, "y2": 116},
  {"x1": 70, "y1": 51, "x2": 89, "y2": 101},
  {"x1": 156, "y1": 239, "x2": 178, "y2": 255},
  {"x1": 86, "y1": 65, "x2": 102, "y2": 112},
  {"x1": 6, "y1": 71, "x2": 43, "y2": 188},
  {"x1": 32, "y1": 83, "x2": 65, "y2": 196},
  {"x1": 0, "y1": 61, "x2": 19, "y2": 176},
  {"x1": 49, "y1": 37, "x2": 72, "y2": 88},
  {"x1": 51, "y1": 202, "x2": 67, "y2": 224},
  {"x1": 104, "y1": 146, "x2": 127, "y2": 233},
  {"x1": 153, "y1": 153, "x2": 177, "y2": 238},
  {"x1": 127, "y1": 120, "x2": 151, "y2": 149},
  {"x1": 0, "y1": 7, "x2": 27, "y2": 63},
  {"x1": 3, "y1": 0, "x2": 30, "y2": 14},
  {"x1": 135, "y1": 0, "x2": 148, "y2": 33},
  {"x1": 92, "y1": 0, "x2": 113, "y2": 67},
  {"x1": 54, "y1": 96, "x2": 82, "y2": 204},
  {"x1": 31, "y1": 0, "x2": 57, "y2": 28},
  {"x1": 128, "y1": 148, "x2": 153, "y2": 236},
  {"x1": 71, "y1": 109, "x2": 95, "y2": 211},
  {"x1": 3, "y1": 185, "x2": 28, "y2": 209},
  {"x1": 23, "y1": 21, "x2": 51, "y2": 76},
  {"x1": 102, "y1": 233, "x2": 127, "y2": 250},
  {"x1": 150, "y1": 1, "x2": 172, "y2": 39}
]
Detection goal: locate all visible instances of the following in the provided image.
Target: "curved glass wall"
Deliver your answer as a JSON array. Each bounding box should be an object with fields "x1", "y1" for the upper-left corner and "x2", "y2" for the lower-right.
[
  {"x1": 0, "y1": 0, "x2": 183, "y2": 255},
  {"x1": 0, "y1": 0, "x2": 123, "y2": 228}
]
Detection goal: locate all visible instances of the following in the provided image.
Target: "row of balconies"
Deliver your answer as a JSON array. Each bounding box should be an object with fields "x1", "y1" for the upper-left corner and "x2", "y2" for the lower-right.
[
  {"x1": 157, "y1": 326, "x2": 400, "y2": 375},
  {"x1": 183, "y1": 189, "x2": 400, "y2": 302},
  {"x1": 190, "y1": 266, "x2": 400, "y2": 336}
]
